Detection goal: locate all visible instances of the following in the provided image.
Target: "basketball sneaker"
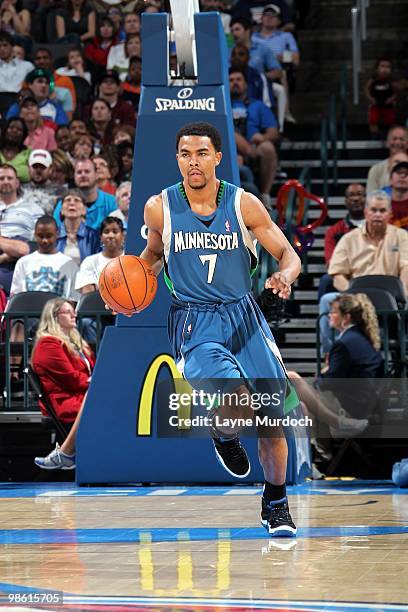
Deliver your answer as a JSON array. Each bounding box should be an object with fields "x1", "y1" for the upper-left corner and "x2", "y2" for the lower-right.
[
  {"x1": 261, "y1": 498, "x2": 297, "y2": 537},
  {"x1": 34, "y1": 444, "x2": 76, "y2": 470},
  {"x1": 212, "y1": 436, "x2": 251, "y2": 478}
]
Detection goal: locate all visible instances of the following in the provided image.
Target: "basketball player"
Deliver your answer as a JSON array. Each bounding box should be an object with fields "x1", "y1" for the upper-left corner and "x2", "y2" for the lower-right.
[{"x1": 123, "y1": 122, "x2": 300, "y2": 536}]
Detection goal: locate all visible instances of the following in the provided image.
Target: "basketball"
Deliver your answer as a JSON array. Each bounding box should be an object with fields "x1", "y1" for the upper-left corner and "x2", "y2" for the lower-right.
[{"x1": 99, "y1": 255, "x2": 158, "y2": 315}]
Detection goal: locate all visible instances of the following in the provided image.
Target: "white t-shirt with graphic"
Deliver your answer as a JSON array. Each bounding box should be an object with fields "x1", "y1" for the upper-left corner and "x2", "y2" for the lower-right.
[
  {"x1": 10, "y1": 251, "x2": 80, "y2": 300},
  {"x1": 75, "y1": 252, "x2": 120, "y2": 290}
]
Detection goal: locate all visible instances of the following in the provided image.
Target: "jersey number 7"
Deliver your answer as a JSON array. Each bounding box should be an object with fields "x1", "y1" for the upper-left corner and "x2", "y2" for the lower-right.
[{"x1": 199, "y1": 254, "x2": 217, "y2": 283}]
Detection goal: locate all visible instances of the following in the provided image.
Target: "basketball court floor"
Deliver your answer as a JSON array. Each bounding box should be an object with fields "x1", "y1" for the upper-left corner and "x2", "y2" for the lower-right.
[{"x1": 1, "y1": 479, "x2": 407, "y2": 611}]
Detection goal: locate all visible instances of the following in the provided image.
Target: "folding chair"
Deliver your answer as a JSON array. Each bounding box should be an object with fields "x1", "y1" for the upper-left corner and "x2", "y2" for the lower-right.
[
  {"x1": 76, "y1": 291, "x2": 114, "y2": 351},
  {"x1": 350, "y1": 275, "x2": 406, "y2": 309},
  {"x1": 24, "y1": 365, "x2": 69, "y2": 442}
]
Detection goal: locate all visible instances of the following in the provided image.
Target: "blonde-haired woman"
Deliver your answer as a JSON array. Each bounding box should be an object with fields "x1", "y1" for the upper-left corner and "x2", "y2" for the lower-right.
[
  {"x1": 32, "y1": 298, "x2": 95, "y2": 470},
  {"x1": 288, "y1": 293, "x2": 383, "y2": 437}
]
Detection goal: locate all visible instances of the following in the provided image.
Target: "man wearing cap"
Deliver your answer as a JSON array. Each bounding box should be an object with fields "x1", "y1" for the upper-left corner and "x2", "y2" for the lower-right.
[
  {"x1": 390, "y1": 161, "x2": 408, "y2": 230},
  {"x1": 0, "y1": 31, "x2": 34, "y2": 93},
  {"x1": 367, "y1": 126, "x2": 408, "y2": 194},
  {"x1": 231, "y1": 0, "x2": 295, "y2": 32},
  {"x1": 0, "y1": 164, "x2": 43, "y2": 294},
  {"x1": 252, "y1": 5, "x2": 300, "y2": 65},
  {"x1": 23, "y1": 150, "x2": 64, "y2": 215},
  {"x1": 86, "y1": 69, "x2": 136, "y2": 127},
  {"x1": 6, "y1": 68, "x2": 69, "y2": 130},
  {"x1": 33, "y1": 47, "x2": 77, "y2": 118}
]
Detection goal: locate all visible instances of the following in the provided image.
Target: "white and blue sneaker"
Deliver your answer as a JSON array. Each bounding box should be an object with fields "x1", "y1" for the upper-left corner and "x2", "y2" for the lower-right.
[
  {"x1": 261, "y1": 498, "x2": 297, "y2": 537},
  {"x1": 34, "y1": 444, "x2": 76, "y2": 470}
]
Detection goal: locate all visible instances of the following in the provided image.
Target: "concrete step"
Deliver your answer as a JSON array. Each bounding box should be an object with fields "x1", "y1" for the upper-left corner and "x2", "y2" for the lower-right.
[
  {"x1": 294, "y1": 290, "x2": 318, "y2": 300},
  {"x1": 281, "y1": 348, "x2": 317, "y2": 358},
  {"x1": 300, "y1": 303, "x2": 319, "y2": 314},
  {"x1": 280, "y1": 362, "x2": 318, "y2": 374},
  {"x1": 285, "y1": 333, "x2": 317, "y2": 343},
  {"x1": 281, "y1": 318, "x2": 316, "y2": 329}
]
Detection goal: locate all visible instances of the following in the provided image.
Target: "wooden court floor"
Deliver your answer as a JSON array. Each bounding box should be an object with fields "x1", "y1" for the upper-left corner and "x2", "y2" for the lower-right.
[{"x1": 0, "y1": 480, "x2": 407, "y2": 611}]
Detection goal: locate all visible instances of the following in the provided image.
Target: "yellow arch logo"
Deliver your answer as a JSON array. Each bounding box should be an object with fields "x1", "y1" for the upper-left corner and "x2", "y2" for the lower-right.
[{"x1": 137, "y1": 353, "x2": 191, "y2": 436}]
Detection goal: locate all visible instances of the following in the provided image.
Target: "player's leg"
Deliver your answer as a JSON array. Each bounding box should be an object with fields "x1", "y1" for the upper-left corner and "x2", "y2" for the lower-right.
[
  {"x1": 183, "y1": 341, "x2": 252, "y2": 478},
  {"x1": 258, "y1": 434, "x2": 297, "y2": 537}
]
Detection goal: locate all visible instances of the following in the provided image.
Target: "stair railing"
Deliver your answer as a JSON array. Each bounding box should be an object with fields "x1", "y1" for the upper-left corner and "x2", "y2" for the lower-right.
[{"x1": 352, "y1": 0, "x2": 370, "y2": 105}]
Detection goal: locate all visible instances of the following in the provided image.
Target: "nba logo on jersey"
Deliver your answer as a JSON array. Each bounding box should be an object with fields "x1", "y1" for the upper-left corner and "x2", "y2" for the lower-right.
[{"x1": 225, "y1": 220, "x2": 231, "y2": 232}]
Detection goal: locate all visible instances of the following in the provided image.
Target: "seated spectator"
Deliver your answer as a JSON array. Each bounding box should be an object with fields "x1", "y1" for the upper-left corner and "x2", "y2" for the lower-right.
[
  {"x1": 319, "y1": 183, "x2": 366, "y2": 299},
  {"x1": 99, "y1": 144, "x2": 119, "y2": 184},
  {"x1": 32, "y1": 297, "x2": 96, "y2": 470},
  {"x1": 109, "y1": 33, "x2": 141, "y2": 82},
  {"x1": 53, "y1": 158, "x2": 117, "y2": 230},
  {"x1": 111, "y1": 181, "x2": 130, "y2": 228},
  {"x1": 107, "y1": 5, "x2": 124, "y2": 41},
  {"x1": 107, "y1": 11, "x2": 140, "y2": 74},
  {"x1": 22, "y1": 149, "x2": 64, "y2": 214},
  {"x1": 116, "y1": 141, "x2": 133, "y2": 183},
  {"x1": 10, "y1": 215, "x2": 79, "y2": 297},
  {"x1": 229, "y1": 17, "x2": 285, "y2": 131},
  {"x1": 380, "y1": 152, "x2": 408, "y2": 195},
  {"x1": 0, "y1": 117, "x2": 30, "y2": 182},
  {"x1": 251, "y1": 5, "x2": 299, "y2": 123},
  {"x1": 20, "y1": 96, "x2": 57, "y2": 152},
  {"x1": 389, "y1": 161, "x2": 408, "y2": 230},
  {"x1": 12, "y1": 41, "x2": 24, "y2": 60},
  {"x1": 50, "y1": 149, "x2": 74, "y2": 189},
  {"x1": 7, "y1": 68, "x2": 69, "y2": 130},
  {"x1": 319, "y1": 190, "x2": 408, "y2": 354},
  {"x1": 0, "y1": 31, "x2": 33, "y2": 93},
  {"x1": 33, "y1": 47, "x2": 77, "y2": 117},
  {"x1": 92, "y1": 69, "x2": 136, "y2": 127},
  {"x1": 289, "y1": 293, "x2": 382, "y2": 437},
  {"x1": 367, "y1": 126, "x2": 408, "y2": 193},
  {"x1": 56, "y1": 189, "x2": 100, "y2": 265},
  {"x1": 364, "y1": 57, "x2": 397, "y2": 138},
  {"x1": 0, "y1": 163, "x2": 41, "y2": 294},
  {"x1": 55, "y1": 125, "x2": 72, "y2": 156},
  {"x1": 112, "y1": 124, "x2": 135, "y2": 146},
  {"x1": 120, "y1": 55, "x2": 141, "y2": 110},
  {"x1": 68, "y1": 118, "x2": 88, "y2": 142},
  {"x1": 56, "y1": 0, "x2": 96, "y2": 45},
  {"x1": 231, "y1": 0, "x2": 295, "y2": 32},
  {"x1": 201, "y1": 0, "x2": 231, "y2": 33},
  {"x1": 88, "y1": 98, "x2": 114, "y2": 149},
  {"x1": 56, "y1": 47, "x2": 92, "y2": 84},
  {"x1": 75, "y1": 216, "x2": 124, "y2": 294},
  {"x1": 93, "y1": 154, "x2": 116, "y2": 195},
  {"x1": 75, "y1": 215, "x2": 124, "y2": 342},
  {"x1": 84, "y1": 14, "x2": 118, "y2": 79},
  {"x1": 72, "y1": 134, "x2": 94, "y2": 160},
  {"x1": 0, "y1": 2, "x2": 31, "y2": 52},
  {"x1": 229, "y1": 67, "x2": 278, "y2": 210}
]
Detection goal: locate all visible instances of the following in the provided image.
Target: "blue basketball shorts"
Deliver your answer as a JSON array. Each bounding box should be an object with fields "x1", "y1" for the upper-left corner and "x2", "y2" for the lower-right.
[{"x1": 168, "y1": 293, "x2": 287, "y2": 408}]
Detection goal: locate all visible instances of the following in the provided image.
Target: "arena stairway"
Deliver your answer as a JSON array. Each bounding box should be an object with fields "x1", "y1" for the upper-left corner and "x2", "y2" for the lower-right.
[{"x1": 269, "y1": 136, "x2": 388, "y2": 376}]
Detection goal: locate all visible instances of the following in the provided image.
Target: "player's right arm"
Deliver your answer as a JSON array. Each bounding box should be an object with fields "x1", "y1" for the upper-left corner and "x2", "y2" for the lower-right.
[{"x1": 139, "y1": 194, "x2": 165, "y2": 276}]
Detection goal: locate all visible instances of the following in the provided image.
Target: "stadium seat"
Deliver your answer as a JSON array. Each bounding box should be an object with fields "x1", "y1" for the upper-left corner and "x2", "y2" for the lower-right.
[
  {"x1": 350, "y1": 275, "x2": 406, "y2": 309},
  {"x1": 76, "y1": 291, "x2": 114, "y2": 350},
  {"x1": 32, "y1": 43, "x2": 73, "y2": 64}
]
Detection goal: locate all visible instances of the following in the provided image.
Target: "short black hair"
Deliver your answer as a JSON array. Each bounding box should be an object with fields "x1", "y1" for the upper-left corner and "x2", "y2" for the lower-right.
[
  {"x1": 100, "y1": 216, "x2": 124, "y2": 235},
  {"x1": 0, "y1": 32, "x2": 13, "y2": 45},
  {"x1": 176, "y1": 122, "x2": 222, "y2": 152},
  {"x1": 230, "y1": 17, "x2": 252, "y2": 31},
  {"x1": 35, "y1": 215, "x2": 58, "y2": 230},
  {"x1": 229, "y1": 66, "x2": 247, "y2": 82}
]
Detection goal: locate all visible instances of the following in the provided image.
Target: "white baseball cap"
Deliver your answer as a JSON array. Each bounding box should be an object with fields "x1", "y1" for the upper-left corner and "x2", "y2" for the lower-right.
[{"x1": 28, "y1": 149, "x2": 53, "y2": 168}]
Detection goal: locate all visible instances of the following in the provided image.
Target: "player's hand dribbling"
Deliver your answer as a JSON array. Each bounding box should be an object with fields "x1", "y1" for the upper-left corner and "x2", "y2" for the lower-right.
[
  {"x1": 104, "y1": 304, "x2": 134, "y2": 317},
  {"x1": 265, "y1": 272, "x2": 291, "y2": 299}
]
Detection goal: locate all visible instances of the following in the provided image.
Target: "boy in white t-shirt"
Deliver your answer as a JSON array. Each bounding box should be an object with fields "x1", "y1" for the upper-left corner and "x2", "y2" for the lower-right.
[
  {"x1": 11, "y1": 216, "x2": 79, "y2": 299},
  {"x1": 9, "y1": 215, "x2": 80, "y2": 378}
]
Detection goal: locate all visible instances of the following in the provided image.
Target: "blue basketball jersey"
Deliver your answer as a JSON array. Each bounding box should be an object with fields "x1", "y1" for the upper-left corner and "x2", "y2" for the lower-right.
[{"x1": 162, "y1": 180, "x2": 257, "y2": 304}]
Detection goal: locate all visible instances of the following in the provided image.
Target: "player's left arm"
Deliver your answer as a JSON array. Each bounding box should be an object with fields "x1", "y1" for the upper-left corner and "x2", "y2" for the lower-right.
[{"x1": 241, "y1": 191, "x2": 301, "y2": 299}]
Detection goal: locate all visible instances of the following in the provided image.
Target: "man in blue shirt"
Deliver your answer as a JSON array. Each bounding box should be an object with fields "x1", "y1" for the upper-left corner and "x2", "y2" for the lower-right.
[
  {"x1": 53, "y1": 159, "x2": 117, "y2": 231},
  {"x1": 229, "y1": 67, "x2": 278, "y2": 210},
  {"x1": 6, "y1": 68, "x2": 69, "y2": 129}
]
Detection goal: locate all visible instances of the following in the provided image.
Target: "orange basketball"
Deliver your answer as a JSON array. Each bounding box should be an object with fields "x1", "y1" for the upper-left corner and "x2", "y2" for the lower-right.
[{"x1": 99, "y1": 255, "x2": 157, "y2": 315}]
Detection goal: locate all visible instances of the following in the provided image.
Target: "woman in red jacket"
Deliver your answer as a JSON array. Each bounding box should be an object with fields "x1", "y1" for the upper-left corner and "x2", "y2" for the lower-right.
[{"x1": 32, "y1": 297, "x2": 95, "y2": 470}]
